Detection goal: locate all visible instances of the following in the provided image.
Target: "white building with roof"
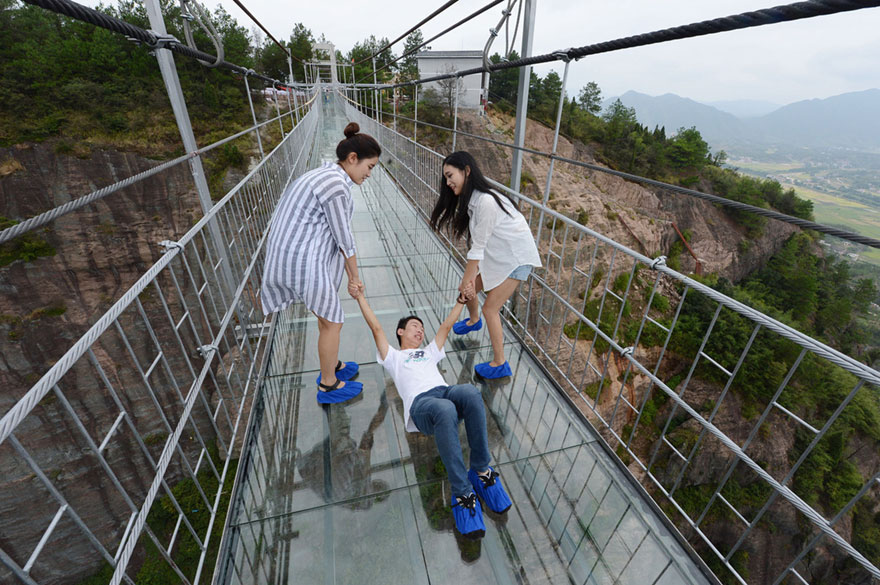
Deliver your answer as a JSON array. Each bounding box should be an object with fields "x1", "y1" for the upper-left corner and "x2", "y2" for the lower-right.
[{"x1": 416, "y1": 50, "x2": 487, "y2": 110}]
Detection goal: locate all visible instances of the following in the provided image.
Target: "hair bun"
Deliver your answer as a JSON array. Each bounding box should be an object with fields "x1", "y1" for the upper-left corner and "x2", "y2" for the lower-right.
[{"x1": 343, "y1": 122, "x2": 360, "y2": 139}]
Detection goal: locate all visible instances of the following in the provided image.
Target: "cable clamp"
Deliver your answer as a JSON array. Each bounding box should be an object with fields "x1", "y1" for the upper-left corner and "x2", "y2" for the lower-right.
[
  {"x1": 197, "y1": 344, "x2": 219, "y2": 358},
  {"x1": 159, "y1": 240, "x2": 183, "y2": 252},
  {"x1": 489, "y1": 28, "x2": 498, "y2": 37},
  {"x1": 650, "y1": 255, "x2": 667, "y2": 270},
  {"x1": 553, "y1": 49, "x2": 573, "y2": 63},
  {"x1": 145, "y1": 31, "x2": 178, "y2": 51},
  {"x1": 620, "y1": 346, "x2": 635, "y2": 358}
]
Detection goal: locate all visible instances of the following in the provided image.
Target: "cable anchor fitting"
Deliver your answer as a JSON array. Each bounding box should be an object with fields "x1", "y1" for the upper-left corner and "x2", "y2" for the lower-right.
[
  {"x1": 650, "y1": 256, "x2": 667, "y2": 270},
  {"x1": 145, "y1": 31, "x2": 179, "y2": 51},
  {"x1": 552, "y1": 49, "x2": 574, "y2": 63},
  {"x1": 197, "y1": 344, "x2": 219, "y2": 358},
  {"x1": 159, "y1": 240, "x2": 183, "y2": 253}
]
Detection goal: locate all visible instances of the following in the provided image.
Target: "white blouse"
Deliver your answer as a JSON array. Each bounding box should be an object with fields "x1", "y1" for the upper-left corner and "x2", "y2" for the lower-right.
[{"x1": 466, "y1": 190, "x2": 541, "y2": 291}]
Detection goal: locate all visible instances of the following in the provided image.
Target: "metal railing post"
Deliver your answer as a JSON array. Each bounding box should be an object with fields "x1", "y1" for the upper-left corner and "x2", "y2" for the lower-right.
[
  {"x1": 452, "y1": 78, "x2": 460, "y2": 152},
  {"x1": 141, "y1": 0, "x2": 234, "y2": 295},
  {"x1": 535, "y1": 58, "x2": 570, "y2": 247},
  {"x1": 243, "y1": 74, "x2": 265, "y2": 159},
  {"x1": 414, "y1": 84, "x2": 419, "y2": 142},
  {"x1": 273, "y1": 86, "x2": 285, "y2": 138},
  {"x1": 510, "y1": 0, "x2": 536, "y2": 192}
]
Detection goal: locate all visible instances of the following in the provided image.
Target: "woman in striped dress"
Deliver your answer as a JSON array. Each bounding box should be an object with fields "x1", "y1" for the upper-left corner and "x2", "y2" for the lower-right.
[{"x1": 262, "y1": 122, "x2": 381, "y2": 404}]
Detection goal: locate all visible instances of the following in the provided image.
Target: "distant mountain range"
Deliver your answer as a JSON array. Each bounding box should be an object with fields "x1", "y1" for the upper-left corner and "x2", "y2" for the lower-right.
[{"x1": 605, "y1": 89, "x2": 880, "y2": 151}]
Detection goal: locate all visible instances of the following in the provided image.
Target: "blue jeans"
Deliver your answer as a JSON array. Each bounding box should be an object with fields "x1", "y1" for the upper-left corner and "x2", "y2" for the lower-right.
[{"x1": 410, "y1": 384, "x2": 491, "y2": 498}]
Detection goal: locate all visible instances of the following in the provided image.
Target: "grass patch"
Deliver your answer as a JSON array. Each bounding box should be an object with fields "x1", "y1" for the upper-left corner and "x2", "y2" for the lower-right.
[{"x1": 0, "y1": 217, "x2": 56, "y2": 267}]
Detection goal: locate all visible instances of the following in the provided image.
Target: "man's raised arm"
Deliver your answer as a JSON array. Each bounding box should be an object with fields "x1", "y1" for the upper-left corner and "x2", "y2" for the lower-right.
[
  {"x1": 355, "y1": 293, "x2": 390, "y2": 360},
  {"x1": 434, "y1": 293, "x2": 468, "y2": 349}
]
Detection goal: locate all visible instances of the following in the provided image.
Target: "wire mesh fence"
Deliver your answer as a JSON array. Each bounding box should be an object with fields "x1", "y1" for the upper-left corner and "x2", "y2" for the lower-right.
[
  {"x1": 0, "y1": 95, "x2": 321, "y2": 585},
  {"x1": 343, "y1": 94, "x2": 880, "y2": 585}
]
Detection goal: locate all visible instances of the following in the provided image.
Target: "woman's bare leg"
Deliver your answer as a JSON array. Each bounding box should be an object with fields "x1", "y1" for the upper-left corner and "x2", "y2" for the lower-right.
[
  {"x1": 482, "y1": 278, "x2": 520, "y2": 366},
  {"x1": 316, "y1": 315, "x2": 345, "y2": 388},
  {"x1": 465, "y1": 274, "x2": 483, "y2": 325}
]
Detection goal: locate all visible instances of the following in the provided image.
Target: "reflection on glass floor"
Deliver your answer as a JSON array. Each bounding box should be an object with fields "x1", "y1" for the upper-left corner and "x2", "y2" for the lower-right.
[{"x1": 216, "y1": 108, "x2": 714, "y2": 585}]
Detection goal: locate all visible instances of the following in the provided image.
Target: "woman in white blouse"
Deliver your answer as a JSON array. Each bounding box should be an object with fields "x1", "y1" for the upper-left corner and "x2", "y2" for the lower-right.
[{"x1": 429, "y1": 151, "x2": 541, "y2": 379}]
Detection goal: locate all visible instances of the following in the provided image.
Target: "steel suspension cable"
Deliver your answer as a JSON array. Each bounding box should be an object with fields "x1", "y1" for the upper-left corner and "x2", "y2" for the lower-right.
[
  {"x1": 353, "y1": 0, "x2": 459, "y2": 66},
  {"x1": 228, "y1": 0, "x2": 304, "y2": 63},
  {"x1": 392, "y1": 0, "x2": 880, "y2": 88},
  {"x1": 20, "y1": 0, "x2": 281, "y2": 85},
  {"x1": 355, "y1": 0, "x2": 505, "y2": 84},
  {"x1": 368, "y1": 101, "x2": 880, "y2": 248}
]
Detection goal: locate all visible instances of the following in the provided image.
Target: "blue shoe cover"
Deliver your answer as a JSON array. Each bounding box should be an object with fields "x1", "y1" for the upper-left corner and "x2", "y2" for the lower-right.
[
  {"x1": 452, "y1": 317, "x2": 483, "y2": 335},
  {"x1": 316, "y1": 361, "x2": 359, "y2": 385},
  {"x1": 474, "y1": 361, "x2": 512, "y2": 379},
  {"x1": 451, "y1": 493, "x2": 485, "y2": 539},
  {"x1": 468, "y1": 467, "x2": 512, "y2": 513},
  {"x1": 316, "y1": 380, "x2": 363, "y2": 404}
]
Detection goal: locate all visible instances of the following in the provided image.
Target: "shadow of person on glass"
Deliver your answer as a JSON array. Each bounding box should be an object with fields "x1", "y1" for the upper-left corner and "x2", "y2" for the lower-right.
[{"x1": 295, "y1": 392, "x2": 390, "y2": 510}]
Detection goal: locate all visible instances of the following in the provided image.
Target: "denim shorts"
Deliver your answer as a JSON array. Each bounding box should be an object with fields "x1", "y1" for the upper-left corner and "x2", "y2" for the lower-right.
[{"x1": 509, "y1": 264, "x2": 533, "y2": 281}]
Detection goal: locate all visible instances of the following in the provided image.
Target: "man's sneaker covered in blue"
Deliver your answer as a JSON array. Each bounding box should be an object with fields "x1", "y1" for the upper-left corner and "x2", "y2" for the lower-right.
[
  {"x1": 316, "y1": 360, "x2": 359, "y2": 385},
  {"x1": 316, "y1": 379, "x2": 363, "y2": 404},
  {"x1": 452, "y1": 317, "x2": 483, "y2": 335},
  {"x1": 468, "y1": 468, "x2": 512, "y2": 513},
  {"x1": 451, "y1": 493, "x2": 485, "y2": 539},
  {"x1": 474, "y1": 361, "x2": 512, "y2": 379}
]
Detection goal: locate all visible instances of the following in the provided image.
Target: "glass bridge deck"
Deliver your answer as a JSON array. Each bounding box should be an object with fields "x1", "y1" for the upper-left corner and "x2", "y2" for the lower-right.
[{"x1": 215, "y1": 110, "x2": 714, "y2": 585}]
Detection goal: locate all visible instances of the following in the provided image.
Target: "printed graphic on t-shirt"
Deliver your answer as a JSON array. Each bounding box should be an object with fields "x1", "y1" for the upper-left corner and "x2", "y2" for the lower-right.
[{"x1": 405, "y1": 350, "x2": 426, "y2": 363}]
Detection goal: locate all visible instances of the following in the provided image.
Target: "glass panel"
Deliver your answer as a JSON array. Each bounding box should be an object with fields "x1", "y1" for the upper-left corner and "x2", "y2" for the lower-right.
[{"x1": 219, "y1": 107, "x2": 713, "y2": 585}]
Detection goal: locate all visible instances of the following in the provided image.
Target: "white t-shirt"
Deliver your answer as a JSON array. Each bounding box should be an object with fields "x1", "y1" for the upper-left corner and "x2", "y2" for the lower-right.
[
  {"x1": 466, "y1": 190, "x2": 542, "y2": 291},
  {"x1": 377, "y1": 340, "x2": 448, "y2": 432}
]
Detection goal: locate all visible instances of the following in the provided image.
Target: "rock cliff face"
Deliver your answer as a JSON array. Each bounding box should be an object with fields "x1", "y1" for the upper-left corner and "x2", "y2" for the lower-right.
[
  {"x1": 453, "y1": 111, "x2": 797, "y2": 284},
  {"x1": 0, "y1": 142, "x2": 239, "y2": 584},
  {"x1": 448, "y1": 111, "x2": 873, "y2": 583}
]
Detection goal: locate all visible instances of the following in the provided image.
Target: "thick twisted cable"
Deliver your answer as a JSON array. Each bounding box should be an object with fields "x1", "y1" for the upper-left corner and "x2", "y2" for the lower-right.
[
  {"x1": 353, "y1": 0, "x2": 460, "y2": 66},
  {"x1": 394, "y1": 0, "x2": 880, "y2": 87},
  {"x1": 20, "y1": 0, "x2": 279, "y2": 85},
  {"x1": 0, "y1": 152, "x2": 193, "y2": 245},
  {"x1": 0, "y1": 113, "x2": 283, "y2": 246},
  {"x1": 382, "y1": 105, "x2": 880, "y2": 248},
  {"x1": 355, "y1": 0, "x2": 505, "y2": 83},
  {"x1": 21, "y1": 0, "x2": 156, "y2": 43}
]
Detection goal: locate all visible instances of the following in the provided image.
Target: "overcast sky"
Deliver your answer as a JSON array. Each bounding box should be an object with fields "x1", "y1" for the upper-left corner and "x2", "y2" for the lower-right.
[{"x1": 112, "y1": 0, "x2": 880, "y2": 105}]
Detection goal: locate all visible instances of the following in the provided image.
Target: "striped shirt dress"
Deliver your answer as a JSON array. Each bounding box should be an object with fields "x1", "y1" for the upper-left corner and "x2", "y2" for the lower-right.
[{"x1": 261, "y1": 162, "x2": 357, "y2": 323}]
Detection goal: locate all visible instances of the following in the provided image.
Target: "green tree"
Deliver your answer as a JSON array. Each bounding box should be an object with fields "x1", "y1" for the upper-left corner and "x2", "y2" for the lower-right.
[
  {"x1": 577, "y1": 81, "x2": 602, "y2": 114},
  {"x1": 668, "y1": 126, "x2": 710, "y2": 170},
  {"x1": 400, "y1": 29, "x2": 424, "y2": 83},
  {"x1": 487, "y1": 51, "x2": 519, "y2": 107}
]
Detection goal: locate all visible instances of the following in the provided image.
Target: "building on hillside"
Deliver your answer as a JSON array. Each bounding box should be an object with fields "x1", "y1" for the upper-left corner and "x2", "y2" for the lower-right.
[{"x1": 416, "y1": 50, "x2": 488, "y2": 110}]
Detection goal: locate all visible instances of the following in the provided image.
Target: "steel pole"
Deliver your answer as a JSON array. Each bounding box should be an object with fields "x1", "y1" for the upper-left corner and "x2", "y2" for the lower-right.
[
  {"x1": 535, "y1": 58, "x2": 570, "y2": 248},
  {"x1": 510, "y1": 0, "x2": 536, "y2": 193},
  {"x1": 452, "y1": 79, "x2": 460, "y2": 152}
]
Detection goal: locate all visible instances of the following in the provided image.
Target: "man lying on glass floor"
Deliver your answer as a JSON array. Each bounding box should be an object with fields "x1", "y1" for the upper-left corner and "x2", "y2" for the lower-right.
[{"x1": 352, "y1": 287, "x2": 513, "y2": 539}]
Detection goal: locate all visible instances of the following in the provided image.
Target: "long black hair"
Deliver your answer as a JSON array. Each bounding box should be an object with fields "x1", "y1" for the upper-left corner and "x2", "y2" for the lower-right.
[{"x1": 429, "y1": 151, "x2": 513, "y2": 239}]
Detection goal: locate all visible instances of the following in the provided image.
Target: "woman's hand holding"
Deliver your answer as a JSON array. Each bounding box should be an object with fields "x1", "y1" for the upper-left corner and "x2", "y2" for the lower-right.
[
  {"x1": 459, "y1": 279, "x2": 475, "y2": 300},
  {"x1": 348, "y1": 278, "x2": 364, "y2": 299}
]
